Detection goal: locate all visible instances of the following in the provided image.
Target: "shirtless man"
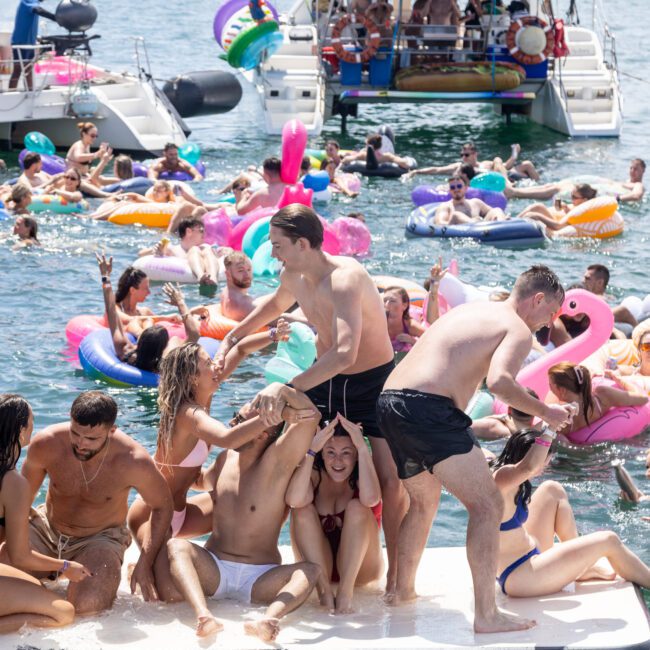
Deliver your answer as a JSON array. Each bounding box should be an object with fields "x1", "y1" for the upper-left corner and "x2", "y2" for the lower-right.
[
  {"x1": 20, "y1": 391, "x2": 173, "y2": 614},
  {"x1": 376, "y1": 265, "x2": 574, "y2": 632},
  {"x1": 18, "y1": 152, "x2": 53, "y2": 189},
  {"x1": 218, "y1": 205, "x2": 407, "y2": 594},
  {"x1": 165, "y1": 387, "x2": 321, "y2": 641},
  {"x1": 236, "y1": 157, "x2": 286, "y2": 214},
  {"x1": 149, "y1": 143, "x2": 203, "y2": 182},
  {"x1": 505, "y1": 157, "x2": 645, "y2": 202},
  {"x1": 435, "y1": 175, "x2": 507, "y2": 224},
  {"x1": 341, "y1": 133, "x2": 412, "y2": 170},
  {"x1": 140, "y1": 217, "x2": 219, "y2": 286},
  {"x1": 220, "y1": 250, "x2": 257, "y2": 320},
  {"x1": 408, "y1": 141, "x2": 539, "y2": 181}
]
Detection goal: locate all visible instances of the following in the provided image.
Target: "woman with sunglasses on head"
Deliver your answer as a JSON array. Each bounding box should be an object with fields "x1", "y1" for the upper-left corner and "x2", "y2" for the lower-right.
[
  {"x1": 286, "y1": 413, "x2": 384, "y2": 614},
  {"x1": 41, "y1": 168, "x2": 84, "y2": 204},
  {"x1": 0, "y1": 394, "x2": 91, "y2": 633},
  {"x1": 491, "y1": 426, "x2": 650, "y2": 597},
  {"x1": 546, "y1": 361, "x2": 647, "y2": 436}
]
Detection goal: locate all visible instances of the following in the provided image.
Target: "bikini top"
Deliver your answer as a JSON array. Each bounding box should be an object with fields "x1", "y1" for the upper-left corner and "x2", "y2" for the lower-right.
[
  {"x1": 390, "y1": 319, "x2": 412, "y2": 353},
  {"x1": 156, "y1": 439, "x2": 211, "y2": 468},
  {"x1": 499, "y1": 493, "x2": 529, "y2": 531}
]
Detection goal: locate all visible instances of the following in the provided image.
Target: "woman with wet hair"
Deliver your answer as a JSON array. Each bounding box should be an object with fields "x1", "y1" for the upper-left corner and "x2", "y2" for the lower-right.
[
  {"x1": 491, "y1": 426, "x2": 650, "y2": 597},
  {"x1": 0, "y1": 394, "x2": 91, "y2": 632},
  {"x1": 12, "y1": 215, "x2": 40, "y2": 250}
]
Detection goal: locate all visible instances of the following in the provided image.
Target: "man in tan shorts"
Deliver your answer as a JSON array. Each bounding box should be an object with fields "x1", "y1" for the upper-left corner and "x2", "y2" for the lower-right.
[{"x1": 22, "y1": 391, "x2": 173, "y2": 614}]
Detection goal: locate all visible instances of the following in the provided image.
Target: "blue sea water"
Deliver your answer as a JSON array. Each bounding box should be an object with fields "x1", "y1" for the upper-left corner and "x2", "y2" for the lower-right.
[{"x1": 0, "y1": 0, "x2": 648, "y2": 602}]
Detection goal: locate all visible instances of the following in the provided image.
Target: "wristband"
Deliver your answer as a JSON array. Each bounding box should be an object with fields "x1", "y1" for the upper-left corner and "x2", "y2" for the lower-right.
[
  {"x1": 227, "y1": 333, "x2": 239, "y2": 346},
  {"x1": 306, "y1": 449, "x2": 317, "y2": 458},
  {"x1": 535, "y1": 438, "x2": 551, "y2": 448},
  {"x1": 61, "y1": 559, "x2": 70, "y2": 574},
  {"x1": 540, "y1": 424, "x2": 557, "y2": 440},
  {"x1": 269, "y1": 327, "x2": 278, "y2": 342},
  {"x1": 101, "y1": 275, "x2": 109, "y2": 283}
]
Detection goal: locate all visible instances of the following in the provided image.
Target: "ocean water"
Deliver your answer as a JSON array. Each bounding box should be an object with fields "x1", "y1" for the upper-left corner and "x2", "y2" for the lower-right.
[{"x1": 0, "y1": 0, "x2": 648, "y2": 600}]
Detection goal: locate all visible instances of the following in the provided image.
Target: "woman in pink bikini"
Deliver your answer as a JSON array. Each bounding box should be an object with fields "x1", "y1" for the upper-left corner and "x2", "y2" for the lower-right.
[
  {"x1": 286, "y1": 413, "x2": 384, "y2": 614},
  {"x1": 383, "y1": 286, "x2": 427, "y2": 355}
]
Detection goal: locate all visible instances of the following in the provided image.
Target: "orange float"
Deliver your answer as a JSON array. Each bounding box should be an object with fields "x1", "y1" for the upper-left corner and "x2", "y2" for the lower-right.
[{"x1": 505, "y1": 16, "x2": 554, "y2": 66}]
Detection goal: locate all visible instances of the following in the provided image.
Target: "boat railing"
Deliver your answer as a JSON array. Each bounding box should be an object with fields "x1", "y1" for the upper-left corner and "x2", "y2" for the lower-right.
[{"x1": 131, "y1": 36, "x2": 159, "y2": 106}]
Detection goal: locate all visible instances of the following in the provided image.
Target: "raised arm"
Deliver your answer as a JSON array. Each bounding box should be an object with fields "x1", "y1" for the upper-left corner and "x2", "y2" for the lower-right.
[
  {"x1": 487, "y1": 325, "x2": 573, "y2": 429},
  {"x1": 127, "y1": 449, "x2": 173, "y2": 601},
  {"x1": 88, "y1": 149, "x2": 114, "y2": 187},
  {"x1": 162, "y1": 282, "x2": 200, "y2": 343},
  {"x1": 96, "y1": 252, "x2": 130, "y2": 359}
]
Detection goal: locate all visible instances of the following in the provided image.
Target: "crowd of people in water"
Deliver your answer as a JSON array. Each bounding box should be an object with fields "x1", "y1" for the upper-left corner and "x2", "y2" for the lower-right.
[{"x1": 1, "y1": 119, "x2": 649, "y2": 644}]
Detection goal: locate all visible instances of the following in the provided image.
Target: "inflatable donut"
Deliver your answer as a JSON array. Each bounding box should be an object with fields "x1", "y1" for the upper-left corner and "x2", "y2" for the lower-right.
[
  {"x1": 158, "y1": 160, "x2": 206, "y2": 182},
  {"x1": 506, "y1": 16, "x2": 554, "y2": 66},
  {"x1": 264, "y1": 322, "x2": 317, "y2": 384},
  {"x1": 30, "y1": 195, "x2": 88, "y2": 214},
  {"x1": 412, "y1": 185, "x2": 507, "y2": 210},
  {"x1": 108, "y1": 203, "x2": 177, "y2": 228},
  {"x1": 562, "y1": 196, "x2": 624, "y2": 239},
  {"x1": 103, "y1": 177, "x2": 154, "y2": 195}
]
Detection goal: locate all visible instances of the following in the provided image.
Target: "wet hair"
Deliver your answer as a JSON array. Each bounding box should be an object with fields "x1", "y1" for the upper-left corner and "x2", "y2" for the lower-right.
[
  {"x1": 385, "y1": 285, "x2": 411, "y2": 322},
  {"x1": 300, "y1": 156, "x2": 312, "y2": 173},
  {"x1": 70, "y1": 391, "x2": 118, "y2": 428},
  {"x1": 77, "y1": 121, "x2": 97, "y2": 135},
  {"x1": 22, "y1": 151, "x2": 41, "y2": 170},
  {"x1": 314, "y1": 422, "x2": 359, "y2": 490},
  {"x1": 462, "y1": 141, "x2": 477, "y2": 153},
  {"x1": 64, "y1": 167, "x2": 82, "y2": 189},
  {"x1": 512, "y1": 265, "x2": 565, "y2": 304},
  {"x1": 508, "y1": 388, "x2": 539, "y2": 420},
  {"x1": 448, "y1": 174, "x2": 466, "y2": 185},
  {"x1": 489, "y1": 428, "x2": 542, "y2": 508},
  {"x1": 548, "y1": 361, "x2": 594, "y2": 425},
  {"x1": 115, "y1": 266, "x2": 148, "y2": 304},
  {"x1": 270, "y1": 204, "x2": 324, "y2": 249},
  {"x1": 0, "y1": 394, "x2": 31, "y2": 489},
  {"x1": 224, "y1": 250, "x2": 251, "y2": 269},
  {"x1": 263, "y1": 157, "x2": 282, "y2": 177},
  {"x1": 366, "y1": 134, "x2": 382, "y2": 150},
  {"x1": 130, "y1": 326, "x2": 169, "y2": 372},
  {"x1": 632, "y1": 158, "x2": 646, "y2": 171},
  {"x1": 459, "y1": 163, "x2": 476, "y2": 180},
  {"x1": 19, "y1": 216, "x2": 39, "y2": 241},
  {"x1": 163, "y1": 142, "x2": 178, "y2": 152},
  {"x1": 573, "y1": 183, "x2": 597, "y2": 201},
  {"x1": 587, "y1": 263, "x2": 609, "y2": 288},
  {"x1": 178, "y1": 217, "x2": 203, "y2": 239},
  {"x1": 114, "y1": 154, "x2": 134, "y2": 180},
  {"x1": 346, "y1": 211, "x2": 365, "y2": 221},
  {"x1": 157, "y1": 343, "x2": 202, "y2": 459},
  {"x1": 11, "y1": 184, "x2": 31, "y2": 204}
]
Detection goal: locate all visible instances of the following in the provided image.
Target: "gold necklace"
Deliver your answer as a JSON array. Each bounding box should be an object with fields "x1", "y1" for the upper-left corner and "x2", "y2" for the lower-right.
[{"x1": 79, "y1": 437, "x2": 111, "y2": 490}]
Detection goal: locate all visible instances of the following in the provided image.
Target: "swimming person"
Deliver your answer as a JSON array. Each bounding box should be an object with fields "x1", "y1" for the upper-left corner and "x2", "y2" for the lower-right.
[
  {"x1": 149, "y1": 143, "x2": 203, "y2": 182},
  {"x1": 492, "y1": 428, "x2": 650, "y2": 596},
  {"x1": 12, "y1": 215, "x2": 40, "y2": 250},
  {"x1": 376, "y1": 265, "x2": 574, "y2": 632},
  {"x1": 21, "y1": 391, "x2": 173, "y2": 614},
  {"x1": 286, "y1": 413, "x2": 384, "y2": 614},
  {"x1": 217, "y1": 204, "x2": 407, "y2": 595},
  {"x1": 0, "y1": 394, "x2": 91, "y2": 633},
  {"x1": 164, "y1": 387, "x2": 321, "y2": 641}
]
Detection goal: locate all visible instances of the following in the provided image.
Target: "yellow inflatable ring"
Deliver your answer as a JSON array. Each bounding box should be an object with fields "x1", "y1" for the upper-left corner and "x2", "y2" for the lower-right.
[
  {"x1": 108, "y1": 203, "x2": 177, "y2": 228},
  {"x1": 560, "y1": 196, "x2": 624, "y2": 239}
]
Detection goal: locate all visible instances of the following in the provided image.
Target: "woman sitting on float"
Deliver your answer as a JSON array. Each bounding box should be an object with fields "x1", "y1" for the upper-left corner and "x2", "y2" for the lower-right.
[
  {"x1": 96, "y1": 253, "x2": 201, "y2": 373},
  {"x1": 88, "y1": 148, "x2": 134, "y2": 187},
  {"x1": 546, "y1": 361, "x2": 648, "y2": 437},
  {"x1": 41, "y1": 168, "x2": 84, "y2": 204},
  {"x1": 491, "y1": 427, "x2": 650, "y2": 597},
  {"x1": 608, "y1": 322, "x2": 650, "y2": 390},
  {"x1": 286, "y1": 413, "x2": 384, "y2": 614},
  {"x1": 321, "y1": 158, "x2": 359, "y2": 198}
]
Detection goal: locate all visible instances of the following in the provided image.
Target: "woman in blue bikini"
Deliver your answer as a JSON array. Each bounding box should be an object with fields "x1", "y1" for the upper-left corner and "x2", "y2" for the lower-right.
[{"x1": 491, "y1": 427, "x2": 650, "y2": 597}]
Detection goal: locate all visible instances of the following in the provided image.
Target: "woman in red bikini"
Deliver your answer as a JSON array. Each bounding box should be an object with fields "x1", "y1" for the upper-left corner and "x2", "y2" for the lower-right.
[{"x1": 286, "y1": 413, "x2": 384, "y2": 614}]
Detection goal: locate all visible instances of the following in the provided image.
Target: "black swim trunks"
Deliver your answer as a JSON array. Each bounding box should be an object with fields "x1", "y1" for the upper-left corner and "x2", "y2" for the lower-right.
[
  {"x1": 376, "y1": 389, "x2": 480, "y2": 479},
  {"x1": 305, "y1": 360, "x2": 394, "y2": 438}
]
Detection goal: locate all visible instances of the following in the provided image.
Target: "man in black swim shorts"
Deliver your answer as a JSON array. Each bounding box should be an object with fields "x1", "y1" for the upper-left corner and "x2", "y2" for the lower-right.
[
  {"x1": 377, "y1": 265, "x2": 574, "y2": 634},
  {"x1": 217, "y1": 204, "x2": 406, "y2": 593}
]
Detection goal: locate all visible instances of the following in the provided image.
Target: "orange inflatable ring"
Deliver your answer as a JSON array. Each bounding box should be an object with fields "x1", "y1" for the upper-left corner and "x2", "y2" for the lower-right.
[
  {"x1": 563, "y1": 196, "x2": 624, "y2": 239},
  {"x1": 506, "y1": 16, "x2": 554, "y2": 66},
  {"x1": 199, "y1": 304, "x2": 267, "y2": 340},
  {"x1": 330, "y1": 13, "x2": 381, "y2": 64}
]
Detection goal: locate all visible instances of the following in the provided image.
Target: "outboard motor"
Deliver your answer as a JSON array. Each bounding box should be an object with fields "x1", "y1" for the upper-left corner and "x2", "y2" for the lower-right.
[
  {"x1": 162, "y1": 71, "x2": 243, "y2": 117},
  {"x1": 36, "y1": 0, "x2": 100, "y2": 55}
]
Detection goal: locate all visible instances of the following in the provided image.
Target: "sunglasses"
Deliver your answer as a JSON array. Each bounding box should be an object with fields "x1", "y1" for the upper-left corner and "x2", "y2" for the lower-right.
[
  {"x1": 640, "y1": 342, "x2": 650, "y2": 352},
  {"x1": 232, "y1": 184, "x2": 245, "y2": 191},
  {"x1": 460, "y1": 152, "x2": 472, "y2": 157},
  {"x1": 449, "y1": 183, "x2": 464, "y2": 190},
  {"x1": 64, "y1": 174, "x2": 78, "y2": 180}
]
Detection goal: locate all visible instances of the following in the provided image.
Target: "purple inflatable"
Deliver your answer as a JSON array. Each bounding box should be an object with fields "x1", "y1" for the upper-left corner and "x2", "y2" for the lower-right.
[
  {"x1": 159, "y1": 160, "x2": 206, "y2": 182},
  {"x1": 213, "y1": 0, "x2": 279, "y2": 47},
  {"x1": 18, "y1": 149, "x2": 66, "y2": 175},
  {"x1": 411, "y1": 184, "x2": 507, "y2": 210}
]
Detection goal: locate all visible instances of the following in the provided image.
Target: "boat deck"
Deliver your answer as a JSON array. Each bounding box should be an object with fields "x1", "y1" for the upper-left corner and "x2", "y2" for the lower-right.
[
  {"x1": 338, "y1": 88, "x2": 538, "y2": 105},
  {"x1": 6, "y1": 546, "x2": 649, "y2": 649}
]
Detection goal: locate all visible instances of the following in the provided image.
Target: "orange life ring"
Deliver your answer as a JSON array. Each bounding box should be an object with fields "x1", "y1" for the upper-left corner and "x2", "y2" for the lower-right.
[
  {"x1": 330, "y1": 13, "x2": 381, "y2": 64},
  {"x1": 505, "y1": 16, "x2": 554, "y2": 66}
]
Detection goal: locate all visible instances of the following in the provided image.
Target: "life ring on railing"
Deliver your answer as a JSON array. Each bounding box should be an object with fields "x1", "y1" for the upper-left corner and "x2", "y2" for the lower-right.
[
  {"x1": 505, "y1": 16, "x2": 554, "y2": 66},
  {"x1": 330, "y1": 13, "x2": 381, "y2": 64}
]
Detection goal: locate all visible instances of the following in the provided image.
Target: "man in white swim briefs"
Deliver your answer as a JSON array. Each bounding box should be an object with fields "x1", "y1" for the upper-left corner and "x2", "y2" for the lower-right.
[
  {"x1": 165, "y1": 386, "x2": 321, "y2": 642},
  {"x1": 376, "y1": 265, "x2": 575, "y2": 632}
]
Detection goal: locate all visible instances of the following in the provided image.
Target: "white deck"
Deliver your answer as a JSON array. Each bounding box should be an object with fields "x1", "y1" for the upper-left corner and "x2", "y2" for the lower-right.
[{"x1": 5, "y1": 546, "x2": 650, "y2": 649}]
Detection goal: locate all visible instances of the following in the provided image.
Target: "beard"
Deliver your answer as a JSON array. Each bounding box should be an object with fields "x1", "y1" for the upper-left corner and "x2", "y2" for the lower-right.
[
  {"x1": 72, "y1": 435, "x2": 109, "y2": 461},
  {"x1": 232, "y1": 277, "x2": 252, "y2": 289}
]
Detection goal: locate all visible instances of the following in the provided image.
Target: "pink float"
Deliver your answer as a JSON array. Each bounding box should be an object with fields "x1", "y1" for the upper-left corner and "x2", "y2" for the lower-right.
[
  {"x1": 493, "y1": 289, "x2": 614, "y2": 413},
  {"x1": 35, "y1": 56, "x2": 97, "y2": 85},
  {"x1": 280, "y1": 119, "x2": 308, "y2": 184},
  {"x1": 203, "y1": 208, "x2": 233, "y2": 246},
  {"x1": 331, "y1": 216, "x2": 371, "y2": 256},
  {"x1": 564, "y1": 378, "x2": 650, "y2": 444},
  {"x1": 277, "y1": 182, "x2": 313, "y2": 209},
  {"x1": 228, "y1": 207, "x2": 275, "y2": 250},
  {"x1": 319, "y1": 217, "x2": 341, "y2": 256}
]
